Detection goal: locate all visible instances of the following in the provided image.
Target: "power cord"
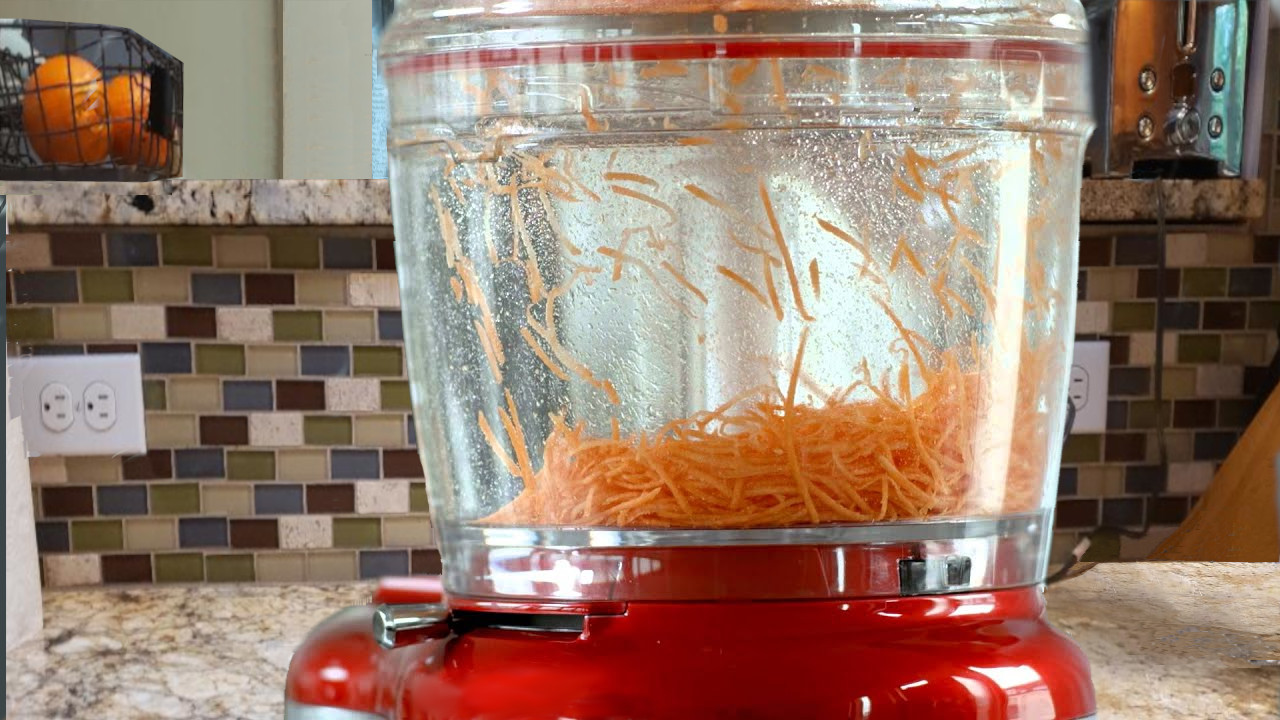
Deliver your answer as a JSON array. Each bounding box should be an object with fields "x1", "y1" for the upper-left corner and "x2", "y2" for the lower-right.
[{"x1": 1047, "y1": 179, "x2": 1171, "y2": 585}]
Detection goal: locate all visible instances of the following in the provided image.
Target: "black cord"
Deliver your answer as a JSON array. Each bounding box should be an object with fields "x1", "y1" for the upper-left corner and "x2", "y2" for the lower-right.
[{"x1": 1048, "y1": 180, "x2": 1171, "y2": 585}]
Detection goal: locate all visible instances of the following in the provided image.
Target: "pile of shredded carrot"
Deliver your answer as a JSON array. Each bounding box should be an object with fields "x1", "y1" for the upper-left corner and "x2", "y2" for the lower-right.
[{"x1": 481, "y1": 328, "x2": 1057, "y2": 528}]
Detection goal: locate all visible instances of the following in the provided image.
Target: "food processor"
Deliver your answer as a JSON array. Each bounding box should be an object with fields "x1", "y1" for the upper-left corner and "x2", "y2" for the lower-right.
[{"x1": 286, "y1": 0, "x2": 1097, "y2": 717}]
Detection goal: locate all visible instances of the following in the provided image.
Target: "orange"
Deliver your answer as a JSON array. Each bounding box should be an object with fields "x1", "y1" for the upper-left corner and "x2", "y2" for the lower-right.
[
  {"x1": 105, "y1": 72, "x2": 170, "y2": 168},
  {"x1": 22, "y1": 54, "x2": 109, "y2": 165}
]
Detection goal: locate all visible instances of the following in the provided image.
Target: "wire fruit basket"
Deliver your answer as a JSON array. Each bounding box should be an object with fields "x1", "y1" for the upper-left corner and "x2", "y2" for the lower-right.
[{"x1": 0, "y1": 19, "x2": 182, "y2": 181}]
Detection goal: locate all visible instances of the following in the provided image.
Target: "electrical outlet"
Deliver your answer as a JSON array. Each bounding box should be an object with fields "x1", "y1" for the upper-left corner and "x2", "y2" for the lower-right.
[
  {"x1": 1069, "y1": 341, "x2": 1110, "y2": 434},
  {"x1": 39, "y1": 382, "x2": 74, "y2": 432},
  {"x1": 8, "y1": 354, "x2": 147, "y2": 457},
  {"x1": 83, "y1": 381, "x2": 118, "y2": 432}
]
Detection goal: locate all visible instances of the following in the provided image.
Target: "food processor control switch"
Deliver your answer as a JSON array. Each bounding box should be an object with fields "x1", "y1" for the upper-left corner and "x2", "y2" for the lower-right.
[
  {"x1": 373, "y1": 603, "x2": 450, "y2": 649},
  {"x1": 897, "y1": 555, "x2": 974, "y2": 596}
]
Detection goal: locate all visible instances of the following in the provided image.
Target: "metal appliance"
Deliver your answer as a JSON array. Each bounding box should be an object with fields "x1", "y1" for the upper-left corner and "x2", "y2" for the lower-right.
[{"x1": 1084, "y1": 0, "x2": 1252, "y2": 177}]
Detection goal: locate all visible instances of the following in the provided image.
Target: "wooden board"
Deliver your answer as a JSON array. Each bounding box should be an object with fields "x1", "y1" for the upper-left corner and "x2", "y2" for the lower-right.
[{"x1": 1149, "y1": 387, "x2": 1280, "y2": 561}]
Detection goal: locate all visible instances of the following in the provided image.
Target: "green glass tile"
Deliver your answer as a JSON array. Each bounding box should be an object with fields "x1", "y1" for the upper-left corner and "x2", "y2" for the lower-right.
[
  {"x1": 1250, "y1": 301, "x2": 1280, "y2": 331},
  {"x1": 1179, "y1": 268, "x2": 1227, "y2": 297},
  {"x1": 80, "y1": 269, "x2": 134, "y2": 303},
  {"x1": 155, "y1": 553, "x2": 205, "y2": 583},
  {"x1": 1177, "y1": 335, "x2": 1221, "y2": 363},
  {"x1": 161, "y1": 231, "x2": 214, "y2": 266},
  {"x1": 227, "y1": 451, "x2": 276, "y2": 480},
  {"x1": 409, "y1": 482, "x2": 430, "y2": 513},
  {"x1": 353, "y1": 346, "x2": 403, "y2": 376},
  {"x1": 1127, "y1": 401, "x2": 1171, "y2": 430},
  {"x1": 273, "y1": 310, "x2": 323, "y2": 342},
  {"x1": 143, "y1": 380, "x2": 167, "y2": 410},
  {"x1": 269, "y1": 233, "x2": 321, "y2": 269},
  {"x1": 8, "y1": 308, "x2": 55, "y2": 340},
  {"x1": 305, "y1": 416, "x2": 353, "y2": 445},
  {"x1": 1061, "y1": 434, "x2": 1101, "y2": 464},
  {"x1": 333, "y1": 517, "x2": 381, "y2": 548},
  {"x1": 196, "y1": 344, "x2": 246, "y2": 375},
  {"x1": 1080, "y1": 528, "x2": 1121, "y2": 562},
  {"x1": 1110, "y1": 302, "x2": 1156, "y2": 332},
  {"x1": 151, "y1": 483, "x2": 201, "y2": 515},
  {"x1": 70, "y1": 520, "x2": 124, "y2": 551},
  {"x1": 206, "y1": 554, "x2": 256, "y2": 582},
  {"x1": 381, "y1": 381, "x2": 412, "y2": 410}
]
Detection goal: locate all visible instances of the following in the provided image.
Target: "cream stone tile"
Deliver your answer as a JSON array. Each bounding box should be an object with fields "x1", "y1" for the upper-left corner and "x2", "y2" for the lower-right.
[
  {"x1": 1194, "y1": 365, "x2": 1243, "y2": 397},
  {"x1": 44, "y1": 554, "x2": 102, "y2": 587},
  {"x1": 355, "y1": 480, "x2": 409, "y2": 514},
  {"x1": 1074, "y1": 302, "x2": 1110, "y2": 334},
  {"x1": 325, "y1": 378, "x2": 379, "y2": 411},
  {"x1": 1164, "y1": 233, "x2": 1206, "y2": 267},
  {"x1": 109, "y1": 305, "x2": 167, "y2": 340},
  {"x1": 28, "y1": 456, "x2": 67, "y2": 485},
  {"x1": 216, "y1": 307, "x2": 273, "y2": 342},
  {"x1": 348, "y1": 273, "x2": 400, "y2": 307},
  {"x1": 6, "y1": 233, "x2": 51, "y2": 269},
  {"x1": 1167, "y1": 462, "x2": 1215, "y2": 494},
  {"x1": 280, "y1": 516, "x2": 333, "y2": 549},
  {"x1": 249, "y1": 412, "x2": 303, "y2": 446}
]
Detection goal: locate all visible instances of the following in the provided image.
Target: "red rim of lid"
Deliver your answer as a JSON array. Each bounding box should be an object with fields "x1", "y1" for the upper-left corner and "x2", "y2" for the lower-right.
[{"x1": 386, "y1": 37, "x2": 1085, "y2": 75}]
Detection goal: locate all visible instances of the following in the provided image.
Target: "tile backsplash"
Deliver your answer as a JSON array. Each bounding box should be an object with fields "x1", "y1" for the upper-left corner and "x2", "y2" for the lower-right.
[
  {"x1": 8, "y1": 229, "x2": 438, "y2": 587},
  {"x1": 6, "y1": 224, "x2": 1279, "y2": 586}
]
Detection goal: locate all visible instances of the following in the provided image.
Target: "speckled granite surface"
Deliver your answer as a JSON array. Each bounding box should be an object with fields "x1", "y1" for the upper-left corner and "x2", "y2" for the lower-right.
[
  {"x1": 5, "y1": 563, "x2": 1277, "y2": 719},
  {"x1": 1, "y1": 178, "x2": 1265, "y2": 226}
]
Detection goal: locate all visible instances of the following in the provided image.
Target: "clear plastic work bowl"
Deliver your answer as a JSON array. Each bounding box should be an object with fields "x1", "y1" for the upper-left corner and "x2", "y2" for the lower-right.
[{"x1": 381, "y1": 0, "x2": 1094, "y2": 601}]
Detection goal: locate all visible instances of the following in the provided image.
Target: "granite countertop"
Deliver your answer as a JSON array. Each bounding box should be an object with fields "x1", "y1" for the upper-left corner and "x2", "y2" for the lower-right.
[
  {"x1": 0, "y1": 178, "x2": 1267, "y2": 226},
  {"x1": 5, "y1": 563, "x2": 1278, "y2": 719}
]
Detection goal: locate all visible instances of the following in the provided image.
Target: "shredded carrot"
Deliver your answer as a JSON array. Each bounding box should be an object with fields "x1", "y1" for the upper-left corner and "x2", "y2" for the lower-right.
[
  {"x1": 713, "y1": 13, "x2": 728, "y2": 32},
  {"x1": 610, "y1": 184, "x2": 679, "y2": 226},
  {"x1": 767, "y1": 58, "x2": 787, "y2": 111},
  {"x1": 477, "y1": 410, "x2": 521, "y2": 479},
  {"x1": 893, "y1": 174, "x2": 925, "y2": 203},
  {"x1": 890, "y1": 235, "x2": 925, "y2": 276},
  {"x1": 678, "y1": 137, "x2": 715, "y2": 146},
  {"x1": 449, "y1": 277, "x2": 463, "y2": 302},
  {"x1": 808, "y1": 259, "x2": 820, "y2": 299},
  {"x1": 639, "y1": 60, "x2": 689, "y2": 79},
  {"x1": 758, "y1": 180, "x2": 814, "y2": 322},
  {"x1": 520, "y1": 326, "x2": 570, "y2": 382},
  {"x1": 717, "y1": 265, "x2": 770, "y2": 309},
  {"x1": 728, "y1": 59, "x2": 759, "y2": 87},
  {"x1": 475, "y1": 319, "x2": 504, "y2": 384},
  {"x1": 815, "y1": 217, "x2": 872, "y2": 266},
  {"x1": 580, "y1": 88, "x2": 603, "y2": 132},
  {"x1": 660, "y1": 261, "x2": 709, "y2": 304},
  {"x1": 802, "y1": 63, "x2": 847, "y2": 82},
  {"x1": 603, "y1": 171, "x2": 658, "y2": 188},
  {"x1": 760, "y1": 252, "x2": 785, "y2": 321}
]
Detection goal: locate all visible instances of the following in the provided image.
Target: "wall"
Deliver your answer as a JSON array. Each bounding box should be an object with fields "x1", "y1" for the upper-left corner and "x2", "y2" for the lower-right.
[
  {"x1": 7, "y1": 229, "x2": 436, "y2": 585},
  {"x1": 7, "y1": 0, "x2": 283, "y2": 179},
  {"x1": 4, "y1": 224, "x2": 1278, "y2": 586}
]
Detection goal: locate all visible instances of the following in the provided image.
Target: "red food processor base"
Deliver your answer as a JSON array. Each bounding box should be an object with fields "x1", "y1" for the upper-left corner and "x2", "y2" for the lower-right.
[{"x1": 286, "y1": 578, "x2": 1095, "y2": 720}]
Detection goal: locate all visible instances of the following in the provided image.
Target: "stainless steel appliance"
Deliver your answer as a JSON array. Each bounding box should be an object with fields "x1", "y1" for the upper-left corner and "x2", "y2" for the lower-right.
[{"x1": 1084, "y1": 0, "x2": 1251, "y2": 177}]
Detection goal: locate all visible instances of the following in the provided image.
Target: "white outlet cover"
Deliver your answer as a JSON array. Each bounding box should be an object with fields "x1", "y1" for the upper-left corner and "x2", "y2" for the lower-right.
[
  {"x1": 1069, "y1": 341, "x2": 1110, "y2": 434},
  {"x1": 8, "y1": 354, "x2": 147, "y2": 457}
]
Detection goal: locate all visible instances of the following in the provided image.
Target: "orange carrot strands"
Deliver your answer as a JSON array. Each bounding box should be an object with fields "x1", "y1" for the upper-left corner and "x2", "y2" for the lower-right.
[
  {"x1": 728, "y1": 58, "x2": 759, "y2": 87},
  {"x1": 729, "y1": 230, "x2": 782, "y2": 268},
  {"x1": 597, "y1": 246, "x2": 697, "y2": 320},
  {"x1": 678, "y1": 136, "x2": 715, "y2": 146},
  {"x1": 520, "y1": 326, "x2": 570, "y2": 382},
  {"x1": 940, "y1": 146, "x2": 978, "y2": 165},
  {"x1": 498, "y1": 389, "x2": 536, "y2": 487},
  {"x1": 713, "y1": 118, "x2": 749, "y2": 131},
  {"x1": 808, "y1": 258, "x2": 820, "y2": 300},
  {"x1": 660, "y1": 260, "x2": 709, "y2": 304},
  {"x1": 477, "y1": 410, "x2": 521, "y2": 478},
  {"x1": 802, "y1": 63, "x2": 847, "y2": 82},
  {"x1": 814, "y1": 216, "x2": 872, "y2": 266},
  {"x1": 717, "y1": 265, "x2": 770, "y2": 309},
  {"x1": 890, "y1": 235, "x2": 925, "y2": 276},
  {"x1": 429, "y1": 187, "x2": 462, "y2": 270},
  {"x1": 449, "y1": 277, "x2": 463, "y2": 302},
  {"x1": 758, "y1": 180, "x2": 814, "y2": 321},
  {"x1": 760, "y1": 252, "x2": 785, "y2": 321},
  {"x1": 639, "y1": 60, "x2": 689, "y2": 79},
  {"x1": 767, "y1": 57, "x2": 787, "y2": 111},
  {"x1": 893, "y1": 173, "x2": 925, "y2": 203},
  {"x1": 783, "y1": 326, "x2": 819, "y2": 522},
  {"x1": 713, "y1": 13, "x2": 728, "y2": 32},
  {"x1": 610, "y1": 184, "x2": 679, "y2": 226},
  {"x1": 605, "y1": 149, "x2": 619, "y2": 172},
  {"x1": 580, "y1": 87, "x2": 603, "y2": 131},
  {"x1": 603, "y1": 171, "x2": 659, "y2": 188},
  {"x1": 475, "y1": 319, "x2": 504, "y2": 384},
  {"x1": 959, "y1": 255, "x2": 996, "y2": 312}
]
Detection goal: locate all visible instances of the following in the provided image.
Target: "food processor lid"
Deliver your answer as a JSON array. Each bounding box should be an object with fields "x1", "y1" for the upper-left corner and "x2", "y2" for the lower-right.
[{"x1": 380, "y1": 0, "x2": 1091, "y2": 64}]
